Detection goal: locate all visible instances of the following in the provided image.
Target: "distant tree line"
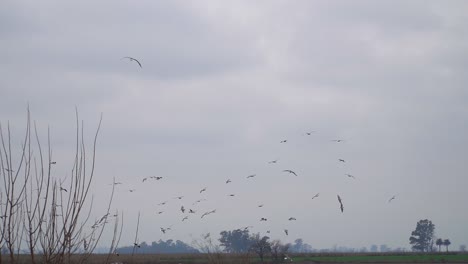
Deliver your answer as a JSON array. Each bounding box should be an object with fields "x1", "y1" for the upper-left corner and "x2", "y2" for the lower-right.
[{"x1": 117, "y1": 239, "x2": 199, "y2": 254}]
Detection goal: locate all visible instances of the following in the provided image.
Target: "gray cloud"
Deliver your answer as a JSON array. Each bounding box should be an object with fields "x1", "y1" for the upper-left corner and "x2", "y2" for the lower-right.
[{"x1": 1, "y1": 0, "x2": 467, "y2": 250}]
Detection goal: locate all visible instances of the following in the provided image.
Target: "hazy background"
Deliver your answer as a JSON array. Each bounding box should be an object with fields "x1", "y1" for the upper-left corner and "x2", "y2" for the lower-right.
[{"x1": 1, "y1": 0, "x2": 467, "y2": 250}]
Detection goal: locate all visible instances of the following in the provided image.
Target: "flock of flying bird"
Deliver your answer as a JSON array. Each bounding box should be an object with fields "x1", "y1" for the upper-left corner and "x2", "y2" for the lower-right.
[{"x1": 110, "y1": 57, "x2": 399, "y2": 239}]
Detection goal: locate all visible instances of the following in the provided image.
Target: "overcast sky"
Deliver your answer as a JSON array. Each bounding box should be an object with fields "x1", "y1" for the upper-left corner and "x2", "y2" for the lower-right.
[{"x1": 1, "y1": 1, "x2": 467, "y2": 250}]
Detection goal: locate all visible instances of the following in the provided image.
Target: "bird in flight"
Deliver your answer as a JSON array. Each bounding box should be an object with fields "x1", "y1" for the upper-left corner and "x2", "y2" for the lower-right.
[
  {"x1": 122, "y1": 57, "x2": 142, "y2": 68},
  {"x1": 331, "y1": 139, "x2": 344, "y2": 142},
  {"x1": 157, "y1": 201, "x2": 168, "y2": 206},
  {"x1": 305, "y1": 131, "x2": 316, "y2": 135},
  {"x1": 182, "y1": 216, "x2": 189, "y2": 222},
  {"x1": 157, "y1": 211, "x2": 164, "y2": 215},
  {"x1": 311, "y1": 193, "x2": 319, "y2": 200},
  {"x1": 345, "y1": 174, "x2": 355, "y2": 179},
  {"x1": 160, "y1": 227, "x2": 166, "y2": 234},
  {"x1": 50, "y1": 161, "x2": 57, "y2": 164},
  {"x1": 388, "y1": 196, "x2": 396, "y2": 203},
  {"x1": 201, "y1": 209, "x2": 216, "y2": 218},
  {"x1": 283, "y1": 170, "x2": 297, "y2": 176},
  {"x1": 226, "y1": 179, "x2": 232, "y2": 184},
  {"x1": 228, "y1": 194, "x2": 235, "y2": 197},
  {"x1": 280, "y1": 140, "x2": 287, "y2": 143},
  {"x1": 338, "y1": 159, "x2": 345, "y2": 162},
  {"x1": 247, "y1": 174, "x2": 256, "y2": 179},
  {"x1": 337, "y1": 195, "x2": 344, "y2": 213},
  {"x1": 284, "y1": 229, "x2": 288, "y2": 235},
  {"x1": 150, "y1": 176, "x2": 163, "y2": 180},
  {"x1": 260, "y1": 217, "x2": 267, "y2": 221},
  {"x1": 60, "y1": 187, "x2": 67, "y2": 192},
  {"x1": 268, "y1": 160, "x2": 278, "y2": 164},
  {"x1": 258, "y1": 204, "x2": 264, "y2": 208},
  {"x1": 180, "y1": 206, "x2": 185, "y2": 213},
  {"x1": 174, "y1": 196, "x2": 184, "y2": 200},
  {"x1": 142, "y1": 178, "x2": 147, "y2": 182},
  {"x1": 129, "y1": 189, "x2": 136, "y2": 192},
  {"x1": 189, "y1": 209, "x2": 196, "y2": 214},
  {"x1": 288, "y1": 217, "x2": 297, "y2": 221},
  {"x1": 200, "y1": 187, "x2": 207, "y2": 193}
]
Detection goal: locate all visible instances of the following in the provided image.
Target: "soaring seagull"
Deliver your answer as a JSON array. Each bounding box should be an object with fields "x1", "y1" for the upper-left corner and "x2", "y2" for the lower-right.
[
  {"x1": 311, "y1": 193, "x2": 319, "y2": 200},
  {"x1": 331, "y1": 139, "x2": 344, "y2": 143},
  {"x1": 345, "y1": 174, "x2": 355, "y2": 179},
  {"x1": 288, "y1": 217, "x2": 297, "y2": 221},
  {"x1": 284, "y1": 229, "x2": 289, "y2": 235},
  {"x1": 268, "y1": 160, "x2": 278, "y2": 164},
  {"x1": 122, "y1": 57, "x2": 142, "y2": 68},
  {"x1": 337, "y1": 195, "x2": 344, "y2": 213},
  {"x1": 283, "y1": 170, "x2": 297, "y2": 176},
  {"x1": 247, "y1": 174, "x2": 256, "y2": 179},
  {"x1": 280, "y1": 140, "x2": 287, "y2": 143},
  {"x1": 388, "y1": 196, "x2": 396, "y2": 203},
  {"x1": 200, "y1": 187, "x2": 207, "y2": 193},
  {"x1": 338, "y1": 159, "x2": 345, "y2": 162},
  {"x1": 226, "y1": 179, "x2": 232, "y2": 184}
]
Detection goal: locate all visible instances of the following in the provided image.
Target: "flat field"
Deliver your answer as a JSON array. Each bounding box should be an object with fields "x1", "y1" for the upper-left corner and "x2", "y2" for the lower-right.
[{"x1": 2, "y1": 252, "x2": 468, "y2": 263}]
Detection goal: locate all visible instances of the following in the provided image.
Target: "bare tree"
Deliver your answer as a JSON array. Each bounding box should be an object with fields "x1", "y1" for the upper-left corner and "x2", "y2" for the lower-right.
[{"x1": 0, "y1": 108, "x2": 119, "y2": 264}]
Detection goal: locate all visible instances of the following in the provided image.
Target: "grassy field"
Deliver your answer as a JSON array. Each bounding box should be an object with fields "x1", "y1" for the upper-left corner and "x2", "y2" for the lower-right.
[{"x1": 2, "y1": 252, "x2": 468, "y2": 263}]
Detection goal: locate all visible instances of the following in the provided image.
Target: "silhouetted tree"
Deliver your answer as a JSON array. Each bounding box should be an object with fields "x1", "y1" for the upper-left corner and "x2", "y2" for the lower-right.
[
  {"x1": 249, "y1": 233, "x2": 270, "y2": 263},
  {"x1": 459, "y1": 245, "x2": 466, "y2": 252},
  {"x1": 436, "y1": 238, "x2": 443, "y2": 252},
  {"x1": 443, "y1": 239, "x2": 451, "y2": 252},
  {"x1": 270, "y1": 240, "x2": 290, "y2": 263},
  {"x1": 219, "y1": 229, "x2": 252, "y2": 253},
  {"x1": 409, "y1": 219, "x2": 435, "y2": 252}
]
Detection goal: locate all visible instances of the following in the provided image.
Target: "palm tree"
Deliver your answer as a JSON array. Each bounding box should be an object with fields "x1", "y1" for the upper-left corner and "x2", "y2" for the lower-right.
[
  {"x1": 436, "y1": 238, "x2": 443, "y2": 252},
  {"x1": 443, "y1": 239, "x2": 451, "y2": 252}
]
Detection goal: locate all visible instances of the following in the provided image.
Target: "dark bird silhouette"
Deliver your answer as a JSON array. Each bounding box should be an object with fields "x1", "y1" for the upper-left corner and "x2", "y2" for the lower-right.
[
  {"x1": 228, "y1": 194, "x2": 235, "y2": 197},
  {"x1": 337, "y1": 195, "x2": 344, "y2": 213},
  {"x1": 60, "y1": 187, "x2": 67, "y2": 192},
  {"x1": 247, "y1": 174, "x2": 256, "y2": 179},
  {"x1": 266, "y1": 230, "x2": 270, "y2": 234},
  {"x1": 134, "y1": 243, "x2": 140, "y2": 248},
  {"x1": 129, "y1": 189, "x2": 136, "y2": 192},
  {"x1": 174, "y1": 196, "x2": 184, "y2": 200},
  {"x1": 50, "y1": 161, "x2": 57, "y2": 164},
  {"x1": 200, "y1": 187, "x2": 207, "y2": 193},
  {"x1": 258, "y1": 204, "x2": 264, "y2": 208},
  {"x1": 268, "y1": 160, "x2": 278, "y2": 164},
  {"x1": 305, "y1": 131, "x2": 316, "y2": 135},
  {"x1": 181, "y1": 206, "x2": 185, "y2": 213},
  {"x1": 157, "y1": 211, "x2": 164, "y2": 214},
  {"x1": 204, "y1": 233, "x2": 210, "y2": 239},
  {"x1": 338, "y1": 159, "x2": 345, "y2": 162},
  {"x1": 122, "y1": 57, "x2": 142, "y2": 68},
  {"x1": 283, "y1": 170, "x2": 297, "y2": 176},
  {"x1": 160, "y1": 227, "x2": 166, "y2": 234},
  {"x1": 345, "y1": 174, "x2": 355, "y2": 179},
  {"x1": 311, "y1": 193, "x2": 319, "y2": 200},
  {"x1": 388, "y1": 196, "x2": 396, "y2": 203},
  {"x1": 201, "y1": 209, "x2": 216, "y2": 218},
  {"x1": 157, "y1": 201, "x2": 168, "y2": 206},
  {"x1": 189, "y1": 209, "x2": 196, "y2": 214},
  {"x1": 331, "y1": 139, "x2": 344, "y2": 142},
  {"x1": 288, "y1": 217, "x2": 296, "y2": 221},
  {"x1": 284, "y1": 229, "x2": 288, "y2": 235},
  {"x1": 260, "y1": 217, "x2": 267, "y2": 221},
  {"x1": 226, "y1": 179, "x2": 232, "y2": 184},
  {"x1": 142, "y1": 178, "x2": 147, "y2": 182},
  {"x1": 182, "y1": 216, "x2": 189, "y2": 221},
  {"x1": 280, "y1": 140, "x2": 287, "y2": 143}
]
